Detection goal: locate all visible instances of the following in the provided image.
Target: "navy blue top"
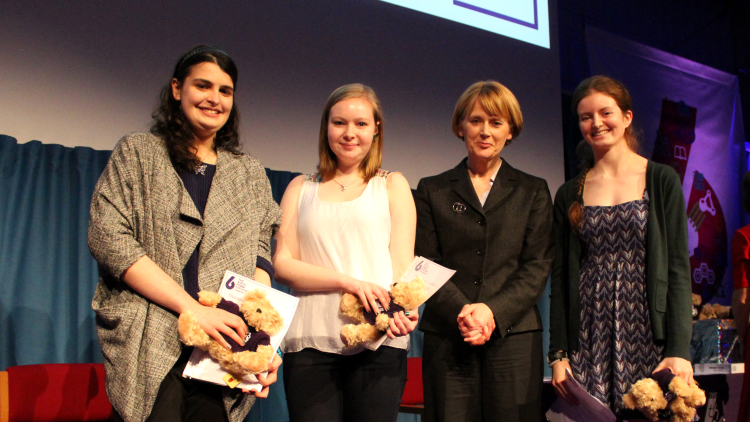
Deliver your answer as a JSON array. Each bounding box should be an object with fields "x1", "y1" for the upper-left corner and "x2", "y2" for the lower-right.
[{"x1": 176, "y1": 162, "x2": 274, "y2": 300}]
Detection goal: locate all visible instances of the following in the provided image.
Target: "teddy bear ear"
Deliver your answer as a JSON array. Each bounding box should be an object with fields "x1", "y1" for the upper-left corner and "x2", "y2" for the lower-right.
[
  {"x1": 622, "y1": 393, "x2": 636, "y2": 409},
  {"x1": 244, "y1": 289, "x2": 267, "y2": 301},
  {"x1": 260, "y1": 310, "x2": 284, "y2": 335}
]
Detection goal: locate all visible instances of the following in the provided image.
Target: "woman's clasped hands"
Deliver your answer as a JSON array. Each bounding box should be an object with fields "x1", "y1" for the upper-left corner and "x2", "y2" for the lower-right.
[{"x1": 457, "y1": 303, "x2": 495, "y2": 346}]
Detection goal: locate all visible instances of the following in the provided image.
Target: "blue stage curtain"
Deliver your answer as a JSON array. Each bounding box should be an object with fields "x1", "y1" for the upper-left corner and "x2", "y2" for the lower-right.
[
  {"x1": 0, "y1": 135, "x2": 111, "y2": 368},
  {"x1": 0, "y1": 135, "x2": 424, "y2": 421}
]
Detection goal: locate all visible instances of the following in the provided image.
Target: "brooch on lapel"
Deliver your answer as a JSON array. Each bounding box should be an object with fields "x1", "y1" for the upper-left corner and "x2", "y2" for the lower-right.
[{"x1": 452, "y1": 202, "x2": 466, "y2": 213}]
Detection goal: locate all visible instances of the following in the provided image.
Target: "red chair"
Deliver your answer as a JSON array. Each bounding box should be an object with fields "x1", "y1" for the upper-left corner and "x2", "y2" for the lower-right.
[
  {"x1": 399, "y1": 357, "x2": 424, "y2": 415},
  {"x1": 0, "y1": 363, "x2": 112, "y2": 422}
]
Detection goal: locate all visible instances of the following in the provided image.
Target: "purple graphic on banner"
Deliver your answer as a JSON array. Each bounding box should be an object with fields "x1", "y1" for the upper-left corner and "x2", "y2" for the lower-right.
[
  {"x1": 453, "y1": 0, "x2": 539, "y2": 30},
  {"x1": 686, "y1": 172, "x2": 728, "y2": 303},
  {"x1": 652, "y1": 99, "x2": 696, "y2": 184},
  {"x1": 651, "y1": 99, "x2": 728, "y2": 303}
]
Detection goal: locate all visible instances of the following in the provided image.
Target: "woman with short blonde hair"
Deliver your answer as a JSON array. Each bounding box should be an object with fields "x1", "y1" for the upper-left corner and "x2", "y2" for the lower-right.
[{"x1": 417, "y1": 80, "x2": 553, "y2": 422}]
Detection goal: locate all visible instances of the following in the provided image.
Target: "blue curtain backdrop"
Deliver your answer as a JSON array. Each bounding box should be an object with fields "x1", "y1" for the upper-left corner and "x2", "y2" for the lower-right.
[
  {"x1": 0, "y1": 135, "x2": 423, "y2": 422},
  {"x1": 0, "y1": 135, "x2": 110, "y2": 368}
]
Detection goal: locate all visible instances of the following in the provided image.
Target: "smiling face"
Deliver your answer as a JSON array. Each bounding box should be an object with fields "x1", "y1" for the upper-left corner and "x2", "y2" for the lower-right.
[
  {"x1": 171, "y1": 61, "x2": 234, "y2": 143},
  {"x1": 459, "y1": 101, "x2": 513, "y2": 161},
  {"x1": 327, "y1": 97, "x2": 379, "y2": 168},
  {"x1": 576, "y1": 92, "x2": 632, "y2": 152}
]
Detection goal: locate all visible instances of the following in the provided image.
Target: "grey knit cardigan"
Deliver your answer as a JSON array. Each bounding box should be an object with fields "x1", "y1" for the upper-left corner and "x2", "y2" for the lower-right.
[{"x1": 88, "y1": 132, "x2": 281, "y2": 422}]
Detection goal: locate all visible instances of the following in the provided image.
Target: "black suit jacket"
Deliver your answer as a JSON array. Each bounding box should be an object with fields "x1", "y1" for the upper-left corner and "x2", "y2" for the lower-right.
[{"x1": 415, "y1": 158, "x2": 554, "y2": 339}]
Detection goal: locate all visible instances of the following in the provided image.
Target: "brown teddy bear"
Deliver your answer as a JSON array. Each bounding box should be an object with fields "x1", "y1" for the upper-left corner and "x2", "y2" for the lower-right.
[
  {"x1": 622, "y1": 377, "x2": 668, "y2": 421},
  {"x1": 339, "y1": 277, "x2": 425, "y2": 347},
  {"x1": 178, "y1": 289, "x2": 284, "y2": 378},
  {"x1": 699, "y1": 302, "x2": 732, "y2": 320},
  {"x1": 692, "y1": 293, "x2": 701, "y2": 319},
  {"x1": 668, "y1": 375, "x2": 707, "y2": 422},
  {"x1": 622, "y1": 369, "x2": 706, "y2": 422}
]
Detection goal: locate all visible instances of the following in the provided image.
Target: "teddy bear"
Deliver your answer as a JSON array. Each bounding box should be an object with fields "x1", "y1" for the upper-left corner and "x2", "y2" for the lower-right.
[
  {"x1": 691, "y1": 293, "x2": 701, "y2": 319},
  {"x1": 178, "y1": 289, "x2": 284, "y2": 378},
  {"x1": 339, "y1": 276, "x2": 425, "y2": 347},
  {"x1": 622, "y1": 377, "x2": 668, "y2": 421},
  {"x1": 622, "y1": 369, "x2": 706, "y2": 422},
  {"x1": 668, "y1": 374, "x2": 707, "y2": 422},
  {"x1": 699, "y1": 302, "x2": 732, "y2": 320}
]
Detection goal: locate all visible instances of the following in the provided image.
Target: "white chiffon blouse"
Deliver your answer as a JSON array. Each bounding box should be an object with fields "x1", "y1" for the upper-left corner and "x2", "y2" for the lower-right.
[{"x1": 282, "y1": 171, "x2": 409, "y2": 354}]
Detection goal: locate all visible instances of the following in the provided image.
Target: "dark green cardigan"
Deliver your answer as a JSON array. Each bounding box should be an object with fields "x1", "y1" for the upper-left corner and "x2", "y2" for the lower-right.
[{"x1": 549, "y1": 161, "x2": 693, "y2": 360}]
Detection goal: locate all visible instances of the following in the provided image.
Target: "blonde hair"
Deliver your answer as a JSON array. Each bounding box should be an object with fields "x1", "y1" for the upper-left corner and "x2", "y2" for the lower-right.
[
  {"x1": 317, "y1": 84, "x2": 384, "y2": 182},
  {"x1": 452, "y1": 80, "x2": 523, "y2": 145}
]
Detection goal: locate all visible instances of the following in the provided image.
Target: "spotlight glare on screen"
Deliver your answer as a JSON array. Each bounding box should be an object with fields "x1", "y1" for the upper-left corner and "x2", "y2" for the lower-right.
[{"x1": 381, "y1": 0, "x2": 550, "y2": 49}]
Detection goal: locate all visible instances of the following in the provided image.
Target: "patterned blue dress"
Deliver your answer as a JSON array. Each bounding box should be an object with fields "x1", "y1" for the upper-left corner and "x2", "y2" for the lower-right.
[{"x1": 570, "y1": 191, "x2": 664, "y2": 416}]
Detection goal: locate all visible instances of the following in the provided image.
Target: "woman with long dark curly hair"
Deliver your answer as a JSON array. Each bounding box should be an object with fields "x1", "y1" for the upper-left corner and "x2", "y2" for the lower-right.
[{"x1": 88, "y1": 45, "x2": 282, "y2": 422}]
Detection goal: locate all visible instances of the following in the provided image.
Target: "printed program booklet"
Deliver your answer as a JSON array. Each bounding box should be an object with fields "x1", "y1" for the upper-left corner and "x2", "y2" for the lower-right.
[
  {"x1": 367, "y1": 256, "x2": 456, "y2": 349},
  {"x1": 545, "y1": 368, "x2": 617, "y2": 422},
  {"x1": 182, "y1": 270, "x2": 299, "y2": 391}
]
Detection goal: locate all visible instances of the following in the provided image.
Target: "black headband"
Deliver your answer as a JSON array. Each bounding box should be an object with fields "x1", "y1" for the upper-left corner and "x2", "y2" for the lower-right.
[{"x1": 177, "y1": 46, "x2": 230, "y2": 73}]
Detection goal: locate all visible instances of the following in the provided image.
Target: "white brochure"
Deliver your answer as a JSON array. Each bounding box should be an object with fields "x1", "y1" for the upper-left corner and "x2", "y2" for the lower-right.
[
  {"x1": 182, "y1": 270, "x2": 299, "y2": 391},
  {"x1": 367, "y1": 256, "x2": 456, "y2": 349},
  {"x1": 401, "y1": 256, "x2": 456, "y2": 301},
  {"x1": 546, "y1": 368, "x2": 616, "y2": 422}
]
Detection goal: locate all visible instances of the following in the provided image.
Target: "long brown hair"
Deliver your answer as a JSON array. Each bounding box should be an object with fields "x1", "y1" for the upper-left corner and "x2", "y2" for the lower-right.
[
  {"x1": 150, "y1": 45, "x2": 242, "y2": 172},
  {"x1": 568, "y1": 75, "x2": 639, "y2": 232},
  {"x1": 317, "y1": 84, "x2": 384, "y2": 182}
]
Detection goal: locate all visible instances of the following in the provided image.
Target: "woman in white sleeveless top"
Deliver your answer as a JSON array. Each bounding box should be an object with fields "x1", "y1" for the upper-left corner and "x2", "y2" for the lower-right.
[{"x1": 273, "y1": 84, "x2": 418, "y2": 422}]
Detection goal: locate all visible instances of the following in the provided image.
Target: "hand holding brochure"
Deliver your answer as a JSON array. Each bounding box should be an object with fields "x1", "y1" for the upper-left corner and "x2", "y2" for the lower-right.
[
  {"x1": 366, "y1": 256, "x2": 455, "y2": 349},
  {"x1": 545, "y1": 368, "x2": 616, "y2": 422},
  {"x1": 182, "y1": 271, "x2": 299, "y2": 391}
]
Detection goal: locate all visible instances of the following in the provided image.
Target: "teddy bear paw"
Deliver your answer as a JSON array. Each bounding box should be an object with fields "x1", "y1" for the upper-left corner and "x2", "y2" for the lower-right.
[
  {"x1": 177, "y1": 311, "x2": 211, "y2": 348},
  {"x1": 341, "y1": 323, "x2": 381, "y2": 347}
]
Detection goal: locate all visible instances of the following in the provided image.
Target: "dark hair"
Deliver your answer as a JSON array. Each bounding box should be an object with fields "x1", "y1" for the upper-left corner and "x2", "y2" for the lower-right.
[
  {"x1": 150, "y1": 45, "x2": 241, "y2": 172},
  {"x1": 744, "y1": 170, "x2": 750, "y2": 214},
  {"x1": 568, "y1": 75, "x2": 638, "y2": 232},
  {"x1": 317, "y1": 83, "x2": 384, "y2": 182}
]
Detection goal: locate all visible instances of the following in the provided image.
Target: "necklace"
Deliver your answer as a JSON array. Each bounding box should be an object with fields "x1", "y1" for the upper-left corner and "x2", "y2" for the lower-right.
[
  {"x1": 331, "y1": 178, "x2": 359, "y2": 192},
  {"x1": 332, "y1": 178, "x2": 353, "y2": 191},
  {"x1": 192, "y1": 143, "x2": 216, "y2": 175}
]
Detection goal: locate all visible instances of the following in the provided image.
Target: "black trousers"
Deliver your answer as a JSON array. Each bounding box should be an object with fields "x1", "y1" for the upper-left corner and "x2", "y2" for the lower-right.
[
  {"x1": 111, "y1": 348, "x2": 229, "y2": 422},
  {"x1": 422, "y1": 330, "x2": 543, "y2": 422},
  {"x1": 283, "y1": 347, "x2": 408, "y2": 422}
]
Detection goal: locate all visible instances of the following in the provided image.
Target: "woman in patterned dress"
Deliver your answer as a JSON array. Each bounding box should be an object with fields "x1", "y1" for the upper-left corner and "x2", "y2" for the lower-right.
[
  {"x1": 273, "y1": 83, "x2": 418, "y2": 422},
  {"x1": 548, "y1": 75, "x2": 694, "y2": 418}
]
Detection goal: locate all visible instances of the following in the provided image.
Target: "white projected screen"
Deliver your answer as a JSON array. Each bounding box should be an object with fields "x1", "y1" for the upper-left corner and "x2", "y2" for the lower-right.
[{"x1": 382, "y1": 0, "x2": 549, "y2": 48}]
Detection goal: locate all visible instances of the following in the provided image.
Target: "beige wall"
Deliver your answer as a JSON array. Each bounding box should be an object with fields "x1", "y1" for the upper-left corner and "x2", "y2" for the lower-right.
[{"x1": 0, "y1": 0, "x2": 564, "y2": 191}]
